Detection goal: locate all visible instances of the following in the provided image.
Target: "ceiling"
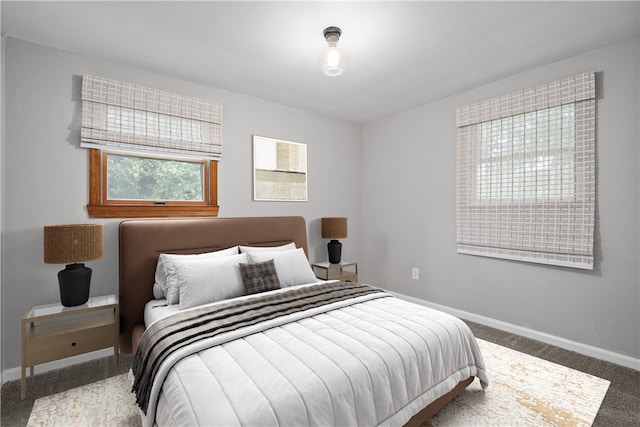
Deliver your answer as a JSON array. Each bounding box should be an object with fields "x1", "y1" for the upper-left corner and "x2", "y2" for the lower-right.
[{"x1": 2, "y1": 1, "x2": 638, "y2": 124}]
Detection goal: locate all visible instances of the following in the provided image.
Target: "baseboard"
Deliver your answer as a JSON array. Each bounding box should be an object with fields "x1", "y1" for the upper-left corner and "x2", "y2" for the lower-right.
[
  {"x1": 1, "y1": 348, "x2": 114, "y2": 385},
  {"x1": 390, "y1": 290, "x2": 640, "y2": 372}
]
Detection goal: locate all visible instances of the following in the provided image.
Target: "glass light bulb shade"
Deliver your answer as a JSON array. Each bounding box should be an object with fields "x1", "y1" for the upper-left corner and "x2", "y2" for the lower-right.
[{"x1": 320, "y1": 44, "x2": 346, "y2": 76}]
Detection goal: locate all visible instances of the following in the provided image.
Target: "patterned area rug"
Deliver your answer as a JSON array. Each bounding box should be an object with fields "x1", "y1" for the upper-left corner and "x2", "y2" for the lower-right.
[
  {"x1": 27, "y1": 373, "x2": 141, "y2": 427},
  {"x1": 430, "y1": 339, "x2": 610, "y2": 426},
  {"x1": 28, "y1": 339, "x2": 609, "y2": 427}
]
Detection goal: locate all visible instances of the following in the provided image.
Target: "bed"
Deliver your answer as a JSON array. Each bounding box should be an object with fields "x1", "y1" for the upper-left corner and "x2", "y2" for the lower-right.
[{"x1": 119, "y1": 216, "x2": 488, "y2": 427}]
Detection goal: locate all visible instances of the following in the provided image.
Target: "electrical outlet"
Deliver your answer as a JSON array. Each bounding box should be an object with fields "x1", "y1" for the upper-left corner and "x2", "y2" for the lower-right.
[{"x1": 412, "y1": 268, "x2": 419, "y2": 280}]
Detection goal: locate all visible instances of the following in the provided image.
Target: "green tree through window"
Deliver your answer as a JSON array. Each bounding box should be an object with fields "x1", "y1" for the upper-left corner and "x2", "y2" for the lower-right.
[{"x1": 107, "y1": 153, "x2": 204, "y2": 202}]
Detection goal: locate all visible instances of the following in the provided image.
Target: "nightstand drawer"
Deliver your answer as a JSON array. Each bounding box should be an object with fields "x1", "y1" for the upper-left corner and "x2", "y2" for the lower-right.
[{"x1": 25, "y1": 322, "x2": 115, "y2": 366}]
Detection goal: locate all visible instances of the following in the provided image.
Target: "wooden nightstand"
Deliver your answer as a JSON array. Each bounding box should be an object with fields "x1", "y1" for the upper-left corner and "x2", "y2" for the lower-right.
[
  {"x1": 21, "y1": 294, "x2": 119, "y2": 399},
  {"x1": 312, "y1": 261, "x2": 358, "y2": 282}
]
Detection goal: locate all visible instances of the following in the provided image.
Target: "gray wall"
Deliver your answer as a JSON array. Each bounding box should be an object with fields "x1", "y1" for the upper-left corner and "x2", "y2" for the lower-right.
[
  {"x1": 2, "y1": 34, "x2": 639, "y2": 373},
  {"x1": 1, "y1": 38, "x2": 362, "y2": 370},
  {"x1": 361, "y1": 35, "x2": 640, "y2": 361},
  {"x1": 0, "y1": 29, "x2": 5, "y2": 381}
]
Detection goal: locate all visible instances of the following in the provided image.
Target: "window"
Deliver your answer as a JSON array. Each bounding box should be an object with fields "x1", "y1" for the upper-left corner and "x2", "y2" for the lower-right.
[
  {"x1": 88, "y1": 149, "x2": 218, "y2": 218},
  {"x1": 81, "y1": 75, "x2": 222, "y2": 218},
  {"x1": 456, "y1": 71, "x2": 596, "y2": 269}
]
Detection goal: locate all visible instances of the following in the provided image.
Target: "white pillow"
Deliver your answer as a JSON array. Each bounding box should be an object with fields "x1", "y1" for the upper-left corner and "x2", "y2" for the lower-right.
[
  {"x1": 153, "y1": 246, "x2": 239, "y2": 300},
  {"x1": 238, "y1": 242, "x2": 296, "y2": 253},
  {"x1": 247, "y1": 248, "x2": 317, "y2": 287},
  {"x1": 168, "y1": 253, "x2": 248, "y2": 310}
]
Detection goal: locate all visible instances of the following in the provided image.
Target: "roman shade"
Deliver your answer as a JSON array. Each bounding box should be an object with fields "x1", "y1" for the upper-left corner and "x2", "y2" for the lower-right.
[
  {"x1": 81, "y1": 75, "x2": 223, "y2": 159},
  {"x1": 456, "y1": 71, "x2": 596, "y2": 269}
]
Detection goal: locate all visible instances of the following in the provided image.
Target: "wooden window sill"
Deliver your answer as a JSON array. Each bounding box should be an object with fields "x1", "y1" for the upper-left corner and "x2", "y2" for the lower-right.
[{"x1": 87, "y1": 205, "x2": 219, "y2": 219}]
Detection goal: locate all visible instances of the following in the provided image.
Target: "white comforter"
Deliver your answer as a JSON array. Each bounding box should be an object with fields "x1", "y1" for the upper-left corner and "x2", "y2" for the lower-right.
[{"x1": 141, "y1": 287, "x2": 488, "y2": 427}]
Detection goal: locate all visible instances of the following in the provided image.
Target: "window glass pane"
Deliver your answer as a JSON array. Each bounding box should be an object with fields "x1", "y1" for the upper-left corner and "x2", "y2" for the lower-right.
[
  {"x1": 106, "y1": 153, "x2": 204, "y2": 201},
  {"x1": 475, "y1": 104, "x2": 575, "y2": 202}
]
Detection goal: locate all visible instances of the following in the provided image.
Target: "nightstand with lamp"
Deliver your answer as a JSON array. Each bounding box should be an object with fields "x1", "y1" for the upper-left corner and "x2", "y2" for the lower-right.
[
  {"x1": 21, "y1": 224, "x2": 119, "y2": 399},
  {"x1": 314, "y1": 217, "x2": 358, "y2": 282}
]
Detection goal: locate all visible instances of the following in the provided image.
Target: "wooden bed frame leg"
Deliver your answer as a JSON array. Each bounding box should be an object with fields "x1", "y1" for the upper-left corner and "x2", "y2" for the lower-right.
[{"x1": 403, "y1": 377, "x2": 475, "y2": 427}]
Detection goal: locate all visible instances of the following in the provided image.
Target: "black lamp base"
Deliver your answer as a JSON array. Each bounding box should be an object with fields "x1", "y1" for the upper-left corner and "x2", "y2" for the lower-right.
[
  {"x1": 58, "y1": 263, "x2": 92, "y2": 307},
  {"x1": 327, "y1": 239, "x2": 343, "y2": 264}
]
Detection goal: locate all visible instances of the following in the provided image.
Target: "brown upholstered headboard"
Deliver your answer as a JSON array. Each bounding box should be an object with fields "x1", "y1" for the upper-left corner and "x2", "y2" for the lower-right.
[{"x1": 118, "y1": 216, "x2": 309, "y2": 355}]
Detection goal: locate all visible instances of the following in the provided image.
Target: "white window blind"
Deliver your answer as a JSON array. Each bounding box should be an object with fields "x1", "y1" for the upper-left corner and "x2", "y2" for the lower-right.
[
  {"x1": 81, "y1": 75, "x2": 223, "y2": 159},
  {"x1": 456, "y1": 71, "x2": 596, "y2": 269}
]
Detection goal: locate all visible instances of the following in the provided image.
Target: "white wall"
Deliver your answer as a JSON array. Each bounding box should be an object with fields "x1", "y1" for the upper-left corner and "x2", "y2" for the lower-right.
[
  {"x1": 1, "y1": 38, "x2": 362, "y2": 371},
  {"x1": 361, "y1": 35, "x2": 640, "y2": 362}
]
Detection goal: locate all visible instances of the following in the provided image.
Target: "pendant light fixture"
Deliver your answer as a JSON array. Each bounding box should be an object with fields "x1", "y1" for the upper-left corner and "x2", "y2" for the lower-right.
[{"x1": 320, "y1": 26, "x2": 346, "y2": 76}]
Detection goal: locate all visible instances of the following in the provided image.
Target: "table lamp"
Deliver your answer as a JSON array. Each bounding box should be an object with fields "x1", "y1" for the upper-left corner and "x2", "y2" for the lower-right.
[
  {"x1": 44, "y1": 224, "x2": 104, "y2": 307},
  {"x1": 321, "y1": 217, "x2": 347, "y2": 264}
]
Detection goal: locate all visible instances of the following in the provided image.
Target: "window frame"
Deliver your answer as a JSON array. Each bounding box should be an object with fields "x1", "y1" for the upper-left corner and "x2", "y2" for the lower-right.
[{"x1": 87, "y1": 149, "x2": 219, "y2": 218}]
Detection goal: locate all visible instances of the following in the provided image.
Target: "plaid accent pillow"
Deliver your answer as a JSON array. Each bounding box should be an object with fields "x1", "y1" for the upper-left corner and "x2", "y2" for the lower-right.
[{"x1": 240, "y1": 259, "x2": 281, "y2": 295}]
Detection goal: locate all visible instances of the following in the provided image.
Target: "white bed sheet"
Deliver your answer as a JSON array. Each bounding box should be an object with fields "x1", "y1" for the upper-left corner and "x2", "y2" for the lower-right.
[{"x1": 144, "y1": 299, "x2": 178, "y2": 327}]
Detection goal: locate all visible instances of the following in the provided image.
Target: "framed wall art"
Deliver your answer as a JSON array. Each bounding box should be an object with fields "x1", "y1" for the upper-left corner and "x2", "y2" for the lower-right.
[{"x1": 253, "y1": 135, "x2": 308, "y2": 201}]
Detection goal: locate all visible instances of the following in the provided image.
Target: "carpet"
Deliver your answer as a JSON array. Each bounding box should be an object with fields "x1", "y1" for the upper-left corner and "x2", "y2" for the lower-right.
[{"x1": 27, "y1": 339, "x2": 610, "y2": 427}]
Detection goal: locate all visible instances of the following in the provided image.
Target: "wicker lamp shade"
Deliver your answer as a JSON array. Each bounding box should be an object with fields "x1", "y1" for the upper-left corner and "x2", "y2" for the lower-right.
[
  {"x1": 321, "y1": 217, "x2": 347, "y2": 239},
  {"x1": 43, "y1": 224, "x2": 104, "y2": 307},
  {"x1": 44, "y1": 224, "x2": 104, "y2": 264}
]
